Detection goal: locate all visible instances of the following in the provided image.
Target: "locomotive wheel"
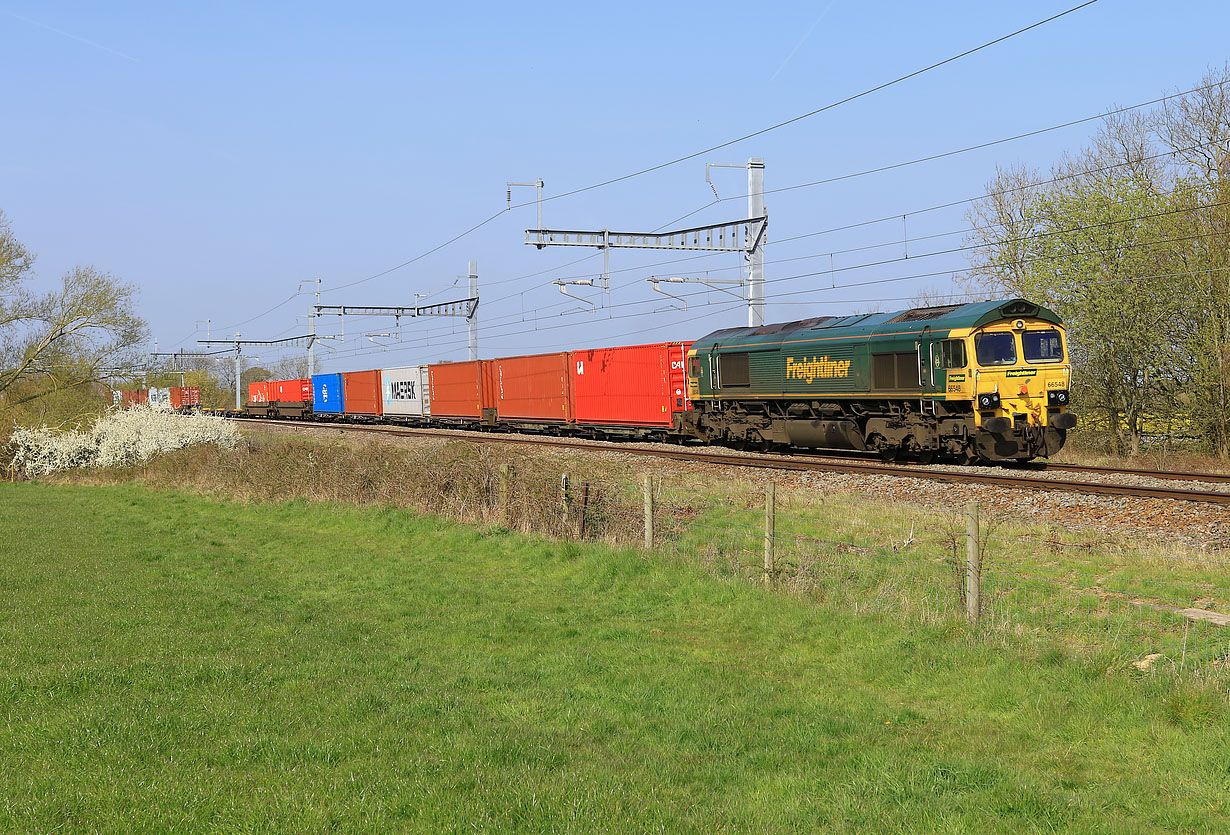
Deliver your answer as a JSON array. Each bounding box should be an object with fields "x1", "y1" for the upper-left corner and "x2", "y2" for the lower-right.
[{"x1": 915, "y1": 450, "x2": 936, "y2": 465}]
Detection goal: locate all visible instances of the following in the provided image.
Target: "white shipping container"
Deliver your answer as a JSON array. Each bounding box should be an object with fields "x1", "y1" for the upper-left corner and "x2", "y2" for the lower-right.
[
  {"x1": 381, "y1": 365, "x2": 431, "y2": 416},
  {"x1": 148, "y1": 387, "x2": 172, "y2": 409}
]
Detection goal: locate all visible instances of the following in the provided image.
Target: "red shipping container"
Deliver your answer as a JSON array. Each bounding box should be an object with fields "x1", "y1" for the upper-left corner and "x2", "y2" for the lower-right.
[
  {"x1": 248, "y1": 382, "x2": 271, "y2": 404},
  {"x1": 275, "y1": 378, "x2": 312, "y2": 403},
  {"x1": 428, "y1": 360, "x2": 495, "y2": 418},
  {"x1": 570, "y1": 342, "x2": 693, "y2": 427},
  {"x1": 495, "y1": 352, "x2": 573, "y2": 423},
  {"x1": 342, "y1": 369, "x2": 383, "y2": 416},
  {"x1": 169, "y1": 386, "x2": 201, "y2": 410},
  {"x1": 120, "y1": 389, "x2": 148, "y2": 406}
]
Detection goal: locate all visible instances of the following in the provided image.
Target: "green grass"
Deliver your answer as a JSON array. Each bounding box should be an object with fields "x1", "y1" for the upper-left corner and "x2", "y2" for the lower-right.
[
  {"x1": 633, "y1": 481, "x2": 1230, "y2": 666},
  {"x1": 1, "y1": 482, "x2": 1228, "y2": 833}
]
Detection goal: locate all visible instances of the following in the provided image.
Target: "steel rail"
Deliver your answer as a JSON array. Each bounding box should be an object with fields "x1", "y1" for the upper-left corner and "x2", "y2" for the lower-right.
[
  {"x1": 1033, "y1": 461, "x2": 1230, "y2": 484},
  {"x1": 233, "y1": 416, "x2": 1230, "y2": 506}
]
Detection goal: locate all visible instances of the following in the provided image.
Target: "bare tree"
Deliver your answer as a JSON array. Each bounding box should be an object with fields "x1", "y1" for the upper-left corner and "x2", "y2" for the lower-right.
[
  {"x1": 0, "y1": 213, "x2": 147, "y2": 415},
  {"x1": 269, "y1": 355, "x2": 309, "y2": 380},
  {"x1": 1158, "y1": 64, "x2": 1230, "y2": 183}
]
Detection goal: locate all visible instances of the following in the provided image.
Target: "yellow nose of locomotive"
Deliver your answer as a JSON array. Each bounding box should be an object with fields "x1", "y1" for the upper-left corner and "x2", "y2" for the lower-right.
[{"x1": 970, "y1": 322, "x2": 1073, "y2": 435}]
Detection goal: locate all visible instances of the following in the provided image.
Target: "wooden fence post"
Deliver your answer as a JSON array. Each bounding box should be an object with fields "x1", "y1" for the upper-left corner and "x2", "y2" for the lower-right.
[
  {"x1": 965, "y1": 502, "x2": 981, "y2": 624},
  {"x1": 560, "y1": 473, "x2": 570, "y2": 532},
  {"x1": 763, "y1": 482, "x2": 776, "y2": 585},
  {"x1": 643, "y1": 475, "x2": 654, "y2": 549}
]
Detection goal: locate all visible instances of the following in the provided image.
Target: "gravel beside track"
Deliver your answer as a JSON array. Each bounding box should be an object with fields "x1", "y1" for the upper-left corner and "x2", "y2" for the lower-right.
[{"x1": 1036, "y1": 461, "x2": 1230, "y2": 484}]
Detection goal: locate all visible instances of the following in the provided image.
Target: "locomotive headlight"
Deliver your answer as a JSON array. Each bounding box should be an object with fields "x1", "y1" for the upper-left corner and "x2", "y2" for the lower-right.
[
  {"x1": 1047, "y1": 389, "x2": 1070, "y2": 406},
  {"x1": 977, "y1": 392, "x2": 1001, "y2": 409}
]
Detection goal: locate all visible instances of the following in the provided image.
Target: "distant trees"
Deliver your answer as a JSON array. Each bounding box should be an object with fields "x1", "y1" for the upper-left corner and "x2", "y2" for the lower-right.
[
  {"x1": 0, "y1": 211, "x2": 147, "y2": 425},
  {"x1": 966, "y1": 66, "x2": 1230, "y2": 457}
]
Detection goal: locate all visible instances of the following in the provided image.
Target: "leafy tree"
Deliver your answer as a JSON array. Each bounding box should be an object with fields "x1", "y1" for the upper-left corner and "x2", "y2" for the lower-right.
[{"x1": 966, "y1": 69, "x2": 1230, "y2": 457}]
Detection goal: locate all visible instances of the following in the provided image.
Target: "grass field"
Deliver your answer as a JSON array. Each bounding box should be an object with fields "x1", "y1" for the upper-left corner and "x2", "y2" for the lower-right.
[{"x1": 1, "y1": 482, "x2": 1228, "y2": 832}]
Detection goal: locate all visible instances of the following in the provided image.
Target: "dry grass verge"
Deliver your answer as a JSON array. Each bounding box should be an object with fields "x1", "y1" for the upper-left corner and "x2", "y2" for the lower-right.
[{"x1": 40, "y1": 424, "x2": 1230, "y2": 681}]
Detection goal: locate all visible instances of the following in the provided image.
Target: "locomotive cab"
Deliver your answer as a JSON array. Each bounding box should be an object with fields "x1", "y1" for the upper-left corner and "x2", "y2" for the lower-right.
[{"x1": 958, "y1": 313, "x2": 1076, "y2": 461}]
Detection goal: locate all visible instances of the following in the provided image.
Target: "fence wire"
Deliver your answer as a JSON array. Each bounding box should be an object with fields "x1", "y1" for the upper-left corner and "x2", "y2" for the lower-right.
[{"x1": 493, "y1": 467, "x2": 1229, "y2": 680}]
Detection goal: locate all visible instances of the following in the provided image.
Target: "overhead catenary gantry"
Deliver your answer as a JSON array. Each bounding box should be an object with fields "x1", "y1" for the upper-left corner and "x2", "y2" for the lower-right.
[
  {"x1": 524, "y1": 157, "x2": 768, "y2": 326},
  {"x1": 311, "y1": 261, "x2": 481, "y2": 365},
  {"x1": 148, "y1": 348, "x2": 231, "y2": 387}
]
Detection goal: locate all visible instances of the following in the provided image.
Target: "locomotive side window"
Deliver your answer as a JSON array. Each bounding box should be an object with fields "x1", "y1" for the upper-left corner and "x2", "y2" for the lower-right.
[
  {"x1": 1023, "y1": 329, "x2": 1064, "y2": 363},
  {"x1": 872, "y1": 354, "x2": 895, "y2": 389},
  {"x1": 688, "y1": 356, "x2": 702, "y2": 377},
  {"x1": 939, "y1": 339, "x2": 966, "y2": 369},
  {"x1": 974, "y1": 332, "x2": 1016, "y2": 366},
  {"x1": 872, "y1": 352, "x2": 922, "y2": 390},
  {"x1": 897, "y1": 353, "x2": 921, "y2": 389},
  {"x1": 718, "y1": 352, "x2": 750, "y2": 387}
]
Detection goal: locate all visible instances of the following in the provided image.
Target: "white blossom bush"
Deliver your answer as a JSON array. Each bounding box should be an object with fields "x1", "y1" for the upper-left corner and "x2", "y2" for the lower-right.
[{"x1": 8, "y1": 406, "x2": 239, "y2": 476}]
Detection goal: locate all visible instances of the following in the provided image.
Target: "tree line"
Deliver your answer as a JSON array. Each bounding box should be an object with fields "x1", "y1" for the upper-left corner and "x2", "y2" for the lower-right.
[{"x1": 965, "y1": 66, "x2": 1230, "y2": 458}]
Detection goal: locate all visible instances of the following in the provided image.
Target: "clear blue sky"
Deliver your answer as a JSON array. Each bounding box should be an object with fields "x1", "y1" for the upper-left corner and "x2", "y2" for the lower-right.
[{"x1": 3, "y1": 0, "x2": 1228, "y2": 371}]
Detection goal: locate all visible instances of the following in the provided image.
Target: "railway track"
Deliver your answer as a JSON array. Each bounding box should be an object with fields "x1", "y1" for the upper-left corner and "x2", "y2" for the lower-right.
[
  {"x1": 235, "y1": 416, "x2": 1230, "y2": 506},
  {"x1": 1032, "y1": 461, "x2": 1230, "y2": 484}
]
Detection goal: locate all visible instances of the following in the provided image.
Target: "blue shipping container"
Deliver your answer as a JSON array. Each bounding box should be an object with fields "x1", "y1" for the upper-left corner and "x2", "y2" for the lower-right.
[{"x1": 312, "y1": 373, "x2": 344, "y2": 413}]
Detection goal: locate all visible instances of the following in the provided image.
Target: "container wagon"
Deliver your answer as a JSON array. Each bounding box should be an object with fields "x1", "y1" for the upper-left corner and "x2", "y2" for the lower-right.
[
  {"x1": 381, "y1": 365, "x2": 431, "y2": 418},
  {"x1": 428, "y1": 360, "x2": 495, "y2": 423},
  {"x1": 247, "y1": 381, "x2": 273, "y2": 416},
  {"x1": 342, "y1": 370, "x2": 383, "y2": 418},
  {"x1": 570, "y1": 341, "x2": 692, "y2": 437},
  {"x1": 273, "y1": 379, "x2": 313, "y2": 418},
  {"x1": 169, "y1": 385, "x2": 201, "y2": 410},
  {"x1": 494, "y1": 352, "x2": 572, "y2": 426}
]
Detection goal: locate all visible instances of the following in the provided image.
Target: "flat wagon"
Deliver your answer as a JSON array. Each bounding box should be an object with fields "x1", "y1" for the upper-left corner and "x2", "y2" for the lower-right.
[
  {"x1": 428, "y1": 360, "x2": 495, "y2": 422},
  {"x1": 570, "y1": 341, "x2": 692, "y2": 433},
  {"x1": 495, "y1": 352, "x2": 572, "y2": 425}
]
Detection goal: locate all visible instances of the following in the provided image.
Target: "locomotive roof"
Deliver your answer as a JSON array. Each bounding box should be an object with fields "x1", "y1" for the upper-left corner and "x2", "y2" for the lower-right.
[{"x1": 693, "y1": 298, "x2": 1062, "y2": 347}]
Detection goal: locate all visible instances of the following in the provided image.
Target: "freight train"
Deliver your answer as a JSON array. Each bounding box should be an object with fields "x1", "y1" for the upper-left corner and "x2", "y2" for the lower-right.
[
  {"x1": 136, "y1": 298, "x2": 1076, "y2": 464},
  {"x1": 116, "y1": 386, "x2": 201, "y2": 410}
]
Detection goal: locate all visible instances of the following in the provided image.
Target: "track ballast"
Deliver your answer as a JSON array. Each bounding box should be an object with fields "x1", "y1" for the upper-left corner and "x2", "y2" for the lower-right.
[{"x1": 231, "y1": 416, "x2": 1230, "y2": 506}]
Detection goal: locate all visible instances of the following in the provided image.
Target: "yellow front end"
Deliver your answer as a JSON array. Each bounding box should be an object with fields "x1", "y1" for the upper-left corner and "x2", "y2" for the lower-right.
[
  {"x1": 965, "y1": 318, "x2": 1072, "y2": 431},
  {"x1": 940, "y1": 317, "x2": 1075, "y2": 460}
]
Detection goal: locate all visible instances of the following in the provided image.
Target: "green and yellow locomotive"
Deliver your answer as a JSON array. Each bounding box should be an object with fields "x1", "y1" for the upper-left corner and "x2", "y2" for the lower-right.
[{"x1": 683, "y1": 299, "x2": 1076, "y2": 463}]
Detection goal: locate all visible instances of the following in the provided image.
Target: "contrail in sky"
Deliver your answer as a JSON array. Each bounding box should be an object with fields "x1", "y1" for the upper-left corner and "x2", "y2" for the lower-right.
[
  {"x1": 6, "y1": 10, "x2": 139, "y2": 62},
  {"x1": 769, "y1": 1, "x2": 839, "y2": 83}
]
